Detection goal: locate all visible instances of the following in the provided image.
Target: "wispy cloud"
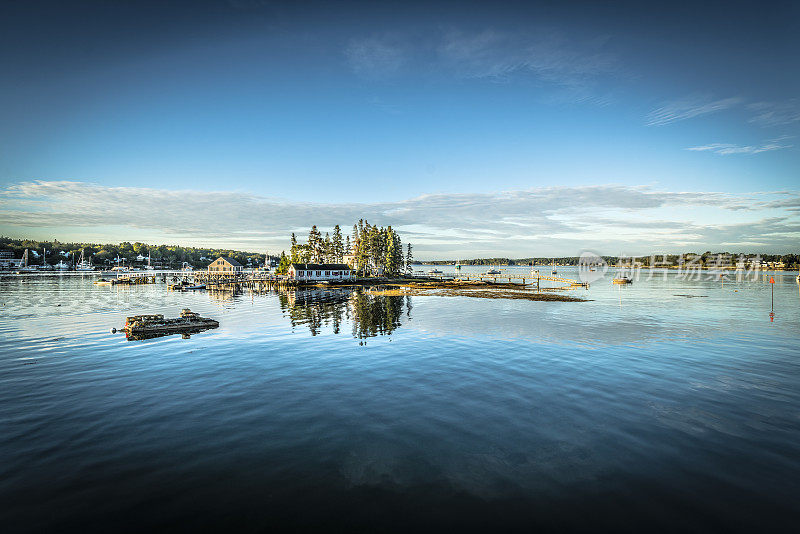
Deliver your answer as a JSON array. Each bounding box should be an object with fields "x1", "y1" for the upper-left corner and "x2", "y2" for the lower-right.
[
  {"x1": 344, "y1": 28, "x2": 618, "y2": 102},
  {"x1": 748, "y1": 100, "x2": 800, "y2": 127},
  {"x1": 1, "y1": 181, "x2": 798, "y2": 255},
  {"x1": 646, "y1": 96, "x2": 743, "y2": 126},
  {"x1": 436, "y1": 28, "x2": 618, "y2": 99},
  {"x1": 686, "y1": 137, "x2": 793, "y2": 155},
  {"x1": 344, "y1": 36, "x2": 408, "y2": 79}
]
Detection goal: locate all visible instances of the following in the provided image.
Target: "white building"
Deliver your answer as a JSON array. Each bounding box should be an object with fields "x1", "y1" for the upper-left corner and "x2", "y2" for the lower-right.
[{"x1": 288, "y1": 263, "x2": 355, "y2": 281}]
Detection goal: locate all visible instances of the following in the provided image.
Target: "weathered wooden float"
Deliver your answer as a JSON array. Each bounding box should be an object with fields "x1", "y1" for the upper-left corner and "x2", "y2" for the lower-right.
[{"x1": 122, "y1": 309, "x2": 218, "y2": 338}]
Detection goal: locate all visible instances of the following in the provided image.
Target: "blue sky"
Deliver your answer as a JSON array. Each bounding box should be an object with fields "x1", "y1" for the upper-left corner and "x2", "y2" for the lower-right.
[{"x1": 1, "y1": 0, "x2": 798, "y2": 257}]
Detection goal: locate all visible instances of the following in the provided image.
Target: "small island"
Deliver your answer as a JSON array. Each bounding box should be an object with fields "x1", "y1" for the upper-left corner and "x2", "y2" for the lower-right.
[{"x1": 190, "y1": 220, "x2": 590, "y2": 302}]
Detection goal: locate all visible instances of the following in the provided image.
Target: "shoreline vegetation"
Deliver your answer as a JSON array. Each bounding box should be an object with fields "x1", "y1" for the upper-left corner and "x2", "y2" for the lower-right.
[
  {"x1": 425, "y1": 253, "x2": 799, "y2": 270},
  {"x1": 3, "y1": 235, "x2": 798, "y2": 272}
]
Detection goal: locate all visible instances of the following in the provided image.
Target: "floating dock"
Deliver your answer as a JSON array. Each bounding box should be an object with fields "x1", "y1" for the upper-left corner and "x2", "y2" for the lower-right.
[{"x1": 123, "y1": 309, "x2": 219, "y2": 336}]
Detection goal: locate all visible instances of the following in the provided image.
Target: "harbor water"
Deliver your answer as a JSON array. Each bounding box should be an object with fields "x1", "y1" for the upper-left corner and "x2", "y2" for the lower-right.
[{"x1": 1, "y1": 269, "x2": 799, "y2": 532}]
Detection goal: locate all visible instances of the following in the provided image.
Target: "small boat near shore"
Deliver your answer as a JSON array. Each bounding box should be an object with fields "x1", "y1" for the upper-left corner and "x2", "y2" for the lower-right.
[
  {"x1": 613, "y1": 277, "x2": 632, "y2": 284},
  {"x1": 94, "y1": 278, "x2": 113, "y2": 286},
  {"x1": 485, "y1": 268, "x2": 501, "y2": 275},
  {"x1": 428, "y1": 269, "x2": 443, "y2": 275}
]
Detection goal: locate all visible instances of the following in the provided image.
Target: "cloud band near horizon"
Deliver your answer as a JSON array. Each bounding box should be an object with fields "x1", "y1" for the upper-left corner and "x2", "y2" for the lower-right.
[{"x1": 1, "y1": 181, "x2": 798, "y2": 257}]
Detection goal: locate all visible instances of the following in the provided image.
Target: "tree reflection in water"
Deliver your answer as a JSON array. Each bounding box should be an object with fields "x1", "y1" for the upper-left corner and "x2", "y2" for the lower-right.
[{"x1": 278, "y1": 288, "x2": 410, "y2": 342}]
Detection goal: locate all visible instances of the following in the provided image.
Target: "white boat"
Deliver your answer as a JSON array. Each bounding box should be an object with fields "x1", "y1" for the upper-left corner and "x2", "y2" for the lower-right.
[
  {"x1": 184, "y1": 284, "x2": 206, "y2": 290},
  {"x1": 485, "y1": 268, "x2": 501, "y2": 275},
  {"x1": 75, "y1": 249, "x2": 95, "y2": 271},
  {"x1": 428, "y1": 268, "x2": 443, "y2": 275},
  {"x1": 54, "y1": 260, "x2": 71, "y2": 271},
  {"x1": 18, "y1": 250, "x2": 39, "y2": 272},
  {"x1": 551, "y1": 259, "x2": 557, "y2": 275}
]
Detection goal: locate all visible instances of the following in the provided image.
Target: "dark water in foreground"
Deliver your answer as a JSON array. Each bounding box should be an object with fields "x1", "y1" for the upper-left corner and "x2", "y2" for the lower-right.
[{"x1": 1, "y1": 271, "x2": 799, "y2": 532}]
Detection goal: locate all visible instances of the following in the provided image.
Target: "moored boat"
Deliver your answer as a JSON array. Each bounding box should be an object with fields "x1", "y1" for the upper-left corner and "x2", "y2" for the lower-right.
[
  {"x1": 76, "y1": 249, "x2": 95, "y2": 271},
  {"x1": 612, "y1": 277, "x2": 632, "y2": 284},
  {"x1": 53, "y1": 260, "x2": 71, "y2": 271},
  {"x1": 184, "y1": 284, "x2": 206, "y2": 290}
]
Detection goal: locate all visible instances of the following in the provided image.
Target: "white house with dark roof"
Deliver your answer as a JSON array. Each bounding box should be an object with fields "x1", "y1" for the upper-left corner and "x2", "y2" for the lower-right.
[{"x1": 288, "y1": 263, "x2": 355, "y2": 281}]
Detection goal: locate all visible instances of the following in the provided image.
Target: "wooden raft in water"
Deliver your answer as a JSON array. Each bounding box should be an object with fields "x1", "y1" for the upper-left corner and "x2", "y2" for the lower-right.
[{"x1": 124, "y1": 309, "x2": 219, "y2": 334}]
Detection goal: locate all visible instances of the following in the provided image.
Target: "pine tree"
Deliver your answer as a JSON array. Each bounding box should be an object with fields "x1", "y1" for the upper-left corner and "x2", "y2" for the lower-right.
[
  {"x1": 299, "y1": 243, "x2": 311, "y2": 263},
  {"x1": 290, "y1": 233, "x2": 298, "y2": 263},
  {"x1": 393, "y1": 231, "x2": 403, "y2": 275},
  {"x1": 332, "y1": 225, "x2": 343, "y2": 262},
  {"x1": 323, "y1": 232, "x2": 332, "y2": 262},
  {"x1": 277, "y1": 251, "x2": 290, "y2": 274},
  {"x1": 385, "y1": 228, "x2": 397, "y2": 276},
  {"x1": 308, "y1": 225, "x2": 322, "y2": 262},
  {"x1": 357, "y1": 221, "x2": 369, "y2": 275},
  {"x1": 368, "y1": 225, "x2": 383, "y2": 273}
]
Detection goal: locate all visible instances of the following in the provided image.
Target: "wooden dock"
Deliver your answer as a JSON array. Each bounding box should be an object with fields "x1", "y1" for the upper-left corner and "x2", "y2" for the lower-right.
[
  {"x1": 425, "y1": 270, "x2": 588, "y2": 289},
  {"x1": 194, "y1": 271, "x2": 297, "y2": 291},
  {"x1": 108, "y1": 272, "x2": 158, "y2": 285}
]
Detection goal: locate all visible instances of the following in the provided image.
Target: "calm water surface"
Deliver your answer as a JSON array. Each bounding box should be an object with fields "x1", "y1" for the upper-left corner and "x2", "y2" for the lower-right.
[{"x1": 1, "y1": 269, "x2": 799, "y2": 532}]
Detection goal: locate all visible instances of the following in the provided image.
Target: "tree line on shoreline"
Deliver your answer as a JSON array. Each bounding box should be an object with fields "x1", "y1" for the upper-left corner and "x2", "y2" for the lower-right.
[
  {"x1": 4, "y1": 235, "x2": 796, "y2": 271},
  {"x1": 0, "y1": 236, "x2": 266, "y2": 269},
  {"x1": 426, "y1": 252, "x2": 800, "y2": 269}
]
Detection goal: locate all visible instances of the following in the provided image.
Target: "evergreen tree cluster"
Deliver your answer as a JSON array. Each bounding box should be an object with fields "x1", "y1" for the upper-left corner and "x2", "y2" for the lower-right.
[{"x1": 283, "y1": 221, "x2": 410, "y2": 277}]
